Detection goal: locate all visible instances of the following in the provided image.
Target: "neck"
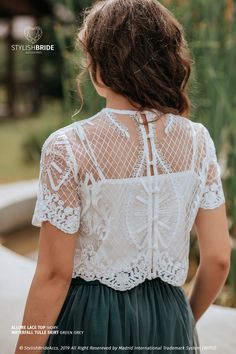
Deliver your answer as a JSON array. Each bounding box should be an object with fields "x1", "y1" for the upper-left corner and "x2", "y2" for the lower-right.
[{"x1": 105, "y1": 92, "x2": 141, "y2": 111}]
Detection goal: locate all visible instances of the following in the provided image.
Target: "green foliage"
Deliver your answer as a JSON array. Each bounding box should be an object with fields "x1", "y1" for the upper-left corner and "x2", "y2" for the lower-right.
[
  {"x1": 163, "y1": 0, "x2": 236, "y2": 297},
  {"x1": 0, "y1": 101, "x2": 64, "y2": 182},
  {"x1": 47, "y1": 0, "x2": 104, "y2": 122},
  {"x1": 21, "y1": 0, "x2": 101, "y2": 164}
]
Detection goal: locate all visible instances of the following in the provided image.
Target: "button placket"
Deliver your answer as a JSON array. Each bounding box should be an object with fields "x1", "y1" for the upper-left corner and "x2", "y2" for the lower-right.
[
  {"x1": 150, "y1": 181, "x2": 160, "y2": 269},
  {"x1": 146, "y1": 123, "x2": 155, "y2": 175},
  {"x1": 138, "y1": 117, "x2": 152, "y2": 177},
  {"x1": 137, "y1": 111, "x2": 159, "y2": 177},
  {"x1": 148, "y1": 123, "x2": 158, "y2": 176}
]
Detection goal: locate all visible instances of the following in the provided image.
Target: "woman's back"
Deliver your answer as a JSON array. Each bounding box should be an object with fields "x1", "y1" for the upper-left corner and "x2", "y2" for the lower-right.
[
  {"x1": 32, "y1": 107, "x2": 225, "y2": 290},
  {"x1": 15, "y1": 1, "x2": 230, "y2": 353}
]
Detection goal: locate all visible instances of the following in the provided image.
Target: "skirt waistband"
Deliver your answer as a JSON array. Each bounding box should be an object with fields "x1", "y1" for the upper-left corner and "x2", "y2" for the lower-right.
[
  {"x1": 70, "y1": 275, "x2": 174, "y2": 288},
  {"x1": 71, "y1": 276, "x2": 103, "y2": 286}
]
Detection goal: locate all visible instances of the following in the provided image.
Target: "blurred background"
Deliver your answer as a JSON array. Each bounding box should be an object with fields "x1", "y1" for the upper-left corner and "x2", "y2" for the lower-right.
[{"x1": 0, "y1": 0, "x2": 236, "y2": 353}]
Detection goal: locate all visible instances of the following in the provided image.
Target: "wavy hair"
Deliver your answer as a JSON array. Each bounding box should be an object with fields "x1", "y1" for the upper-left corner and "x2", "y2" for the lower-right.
[{"x1": 76, "y1": 0, "x2": 193, "y2": 117}]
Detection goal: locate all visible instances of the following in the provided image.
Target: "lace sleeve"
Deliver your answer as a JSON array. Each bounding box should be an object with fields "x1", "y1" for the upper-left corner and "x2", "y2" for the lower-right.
[
  {"x1": 32, "y1": 131, "x2": 81, "y2": 234},
  {"x1": 199, "y1": 126, "x2": 225, "y2": 209}
]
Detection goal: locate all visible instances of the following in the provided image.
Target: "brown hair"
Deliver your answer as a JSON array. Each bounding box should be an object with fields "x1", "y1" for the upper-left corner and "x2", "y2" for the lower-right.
[{"x1": 76, "y1": 0, "x2": 193, "y2": 117}]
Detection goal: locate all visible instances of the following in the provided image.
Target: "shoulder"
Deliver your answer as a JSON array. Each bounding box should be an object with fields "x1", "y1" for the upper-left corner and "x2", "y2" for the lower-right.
[
  {"x1": 186, "y1": 119, "x2": 211, "y2": 139},
  {"x1": 41, "y1": 124, "x2": 74, "y2": 153},
  {"x1": 42, "y1": 111, "x2": 101, "y2": 152},
  {"x1": 174, "y1": 114, "x2": 204, "y2": 133},
  {"x1": 186, "y1": 120, "x2": 218, "y2": 164},
  {"x1": 170, "y1": 114, "x2": 207, "y2": 139},
  {"x1": 190, "y1": 121, "x2": 215, "y2": 151},
  {"x1": 177, "y1": 116, "x2": 213, "y2": 144},
  {"x1": 172, "y1": 115, "x2": 215, "y2": 153}
]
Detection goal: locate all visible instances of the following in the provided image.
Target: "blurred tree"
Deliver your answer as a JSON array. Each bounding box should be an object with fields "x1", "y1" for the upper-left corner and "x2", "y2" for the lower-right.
[
  {"x1": 48, "y1": 0, "x2": 104, "y2": 122},
  {"x1": 162, "y1": 0, "x2": 236, "y2": 300}
]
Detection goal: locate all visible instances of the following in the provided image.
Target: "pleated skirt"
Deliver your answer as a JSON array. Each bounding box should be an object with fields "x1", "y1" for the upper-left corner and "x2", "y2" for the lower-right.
[{"x1": 43, "y1": 276, "x2": 200, "y2": 354}]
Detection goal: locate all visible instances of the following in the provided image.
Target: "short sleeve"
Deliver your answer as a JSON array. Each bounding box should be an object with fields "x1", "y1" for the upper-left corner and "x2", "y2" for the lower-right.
[
  {"x1": 199, "y1": 125, "x2": 225, "y2": 209},
  {"x1": 32, "y1": 131, "x2": 81, "y2": 234}
]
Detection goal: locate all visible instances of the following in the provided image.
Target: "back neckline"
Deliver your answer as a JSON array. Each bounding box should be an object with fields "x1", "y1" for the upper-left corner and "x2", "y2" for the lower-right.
[{"x1": 102, "y1": 107, "x2": 162, "y2": 116}]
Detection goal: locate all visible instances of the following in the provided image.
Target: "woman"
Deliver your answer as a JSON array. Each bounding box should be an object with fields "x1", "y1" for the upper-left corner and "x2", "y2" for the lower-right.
[{"x1": 15, "y1": 1, "x2": 231, "y2": 353}]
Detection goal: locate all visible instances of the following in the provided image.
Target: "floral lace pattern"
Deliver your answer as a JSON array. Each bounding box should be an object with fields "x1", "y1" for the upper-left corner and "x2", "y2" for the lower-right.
[
  {"x1": 199, "y1": 182, "x2": 225, "y2": 209},
  {"x1": 199, "y1": 125, "x2": 225, "y2": 209},
  {"x1": 32, "y1": 185, "x2": 81, "y2": 234},
  {"x1": 32, "y1": 130, "x2": 81, "y2": 234},
  {"x1": 72, "y1": 243, "x2": 188, "y2": 290},
  {"x1": 32, "y1": 108, "x2": 225, "y2": 290}
]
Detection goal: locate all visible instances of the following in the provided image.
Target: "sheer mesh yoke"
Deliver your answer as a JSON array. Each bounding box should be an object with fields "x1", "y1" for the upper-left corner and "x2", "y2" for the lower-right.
[{"x1": 32, "y1": 108, "x2": 225, "y2": 290}]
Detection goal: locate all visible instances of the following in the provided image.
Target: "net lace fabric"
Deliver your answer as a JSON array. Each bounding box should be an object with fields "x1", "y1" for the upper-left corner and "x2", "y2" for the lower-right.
[
  {"x1": 32, "y1": 131, "x2": 81, "y2": 234},
  {"x1": 32, "y1": 108, "x2": 225, "y2": 291},
  {"x1": 73, "y1": 109, "x2": 147, "y2": 181}
]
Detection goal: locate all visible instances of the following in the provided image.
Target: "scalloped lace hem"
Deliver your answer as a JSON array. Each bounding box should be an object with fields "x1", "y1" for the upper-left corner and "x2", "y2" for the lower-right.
[
  {"x1": 32, "y1": 212, "x2": 80, "y2": 234},
  {"x1": 199, "y1": 191, "x2": 225, "y2": 209},
  {"x1": 71, "y1": 266, "x2": 188, "y2": 291}
]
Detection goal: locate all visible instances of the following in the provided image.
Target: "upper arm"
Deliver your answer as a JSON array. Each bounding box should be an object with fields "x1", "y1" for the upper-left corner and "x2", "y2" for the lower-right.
[
  {"x1": 36, "y1": 222, "x2": 77, "y2": 281},
  {"x1": 194, "y1": 125, "x2": 231, "y2": 264},
  {"x1": 32, "y1": 132, "x2": 81, "y2": 280},
  {"x1": 194, "y1": 204, "x2": 231, "y2": 265}
]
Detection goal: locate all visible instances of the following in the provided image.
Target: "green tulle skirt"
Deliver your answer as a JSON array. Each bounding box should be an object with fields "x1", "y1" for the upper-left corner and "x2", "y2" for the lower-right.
[{"x1": 43, "y1": 276, "x2": 200, "y2": 353}]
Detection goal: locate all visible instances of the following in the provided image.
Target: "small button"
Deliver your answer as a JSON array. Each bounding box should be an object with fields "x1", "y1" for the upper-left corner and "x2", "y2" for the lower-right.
[
  {"x1": 146, "y1": 132, "x2": 154, "y2": 139},
  {"x1": 149, "y1": 160, "x2": 155, "y2": 165}
]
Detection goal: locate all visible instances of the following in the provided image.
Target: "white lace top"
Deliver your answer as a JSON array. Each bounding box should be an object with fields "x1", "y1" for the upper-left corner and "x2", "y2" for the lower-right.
[{"x1": 32, "y1": 107, "x2": 225, "y2": 291}]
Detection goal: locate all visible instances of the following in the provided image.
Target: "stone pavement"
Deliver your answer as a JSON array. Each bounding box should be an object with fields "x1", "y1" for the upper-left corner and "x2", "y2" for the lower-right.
[
  {"x1": 0, "y1": 246, "x2": 36, "y2": 354},
  {"x1": 0, "y1": 179, "x2": 38, "y2": 233}
]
